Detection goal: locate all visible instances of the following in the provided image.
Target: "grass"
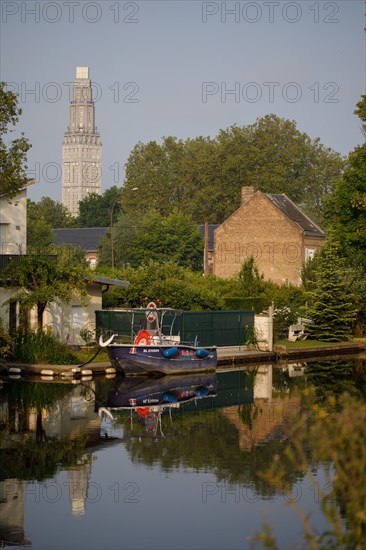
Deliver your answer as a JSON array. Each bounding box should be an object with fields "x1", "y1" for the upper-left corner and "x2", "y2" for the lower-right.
[
  {"x1": 274, "y1": 339, "x2": 351, "y2": 348},
  {"x1": 72, "y1": 347, "x2": 110, "y2": 363}
]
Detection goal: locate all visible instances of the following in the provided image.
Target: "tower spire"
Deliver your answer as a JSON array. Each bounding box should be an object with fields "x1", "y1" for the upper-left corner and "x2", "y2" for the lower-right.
[{"x1": 62, "y1": 67, "x2": 102, "y2": 216}]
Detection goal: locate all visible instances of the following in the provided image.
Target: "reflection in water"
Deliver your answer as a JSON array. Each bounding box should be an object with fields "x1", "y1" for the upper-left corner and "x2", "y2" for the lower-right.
[
  {"x1": 0, "y1": 479, "x2": 30, "y2": 547},
  {"x1": 103, "y1": 373, "x2": 218, "y2": 438},
  {"x1": 0, "y1": 356, "x2": 365, "y2": 548},
  {"x1": 67, "y1": 458, "x2": 92, "y2": 516}
]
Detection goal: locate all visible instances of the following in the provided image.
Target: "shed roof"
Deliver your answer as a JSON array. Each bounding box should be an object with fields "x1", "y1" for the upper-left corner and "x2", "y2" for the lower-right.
[
  {"x1": 265, "y1": 194, "x2": 326, "y2": 238},
  {"x1": 91, "y1": 275, "x2": 129, "y2": 287}
]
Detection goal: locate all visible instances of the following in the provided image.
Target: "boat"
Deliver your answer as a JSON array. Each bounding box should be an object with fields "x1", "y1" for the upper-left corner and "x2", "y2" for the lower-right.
[{"x1": 99, "y1": 303, "x2": 217, "y2": 376}]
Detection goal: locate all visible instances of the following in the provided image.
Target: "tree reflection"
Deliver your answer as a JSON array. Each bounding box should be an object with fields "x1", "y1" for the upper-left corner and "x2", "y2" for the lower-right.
[{"x1": 0, "y1": 380, "x2": 88, "y2": 481}]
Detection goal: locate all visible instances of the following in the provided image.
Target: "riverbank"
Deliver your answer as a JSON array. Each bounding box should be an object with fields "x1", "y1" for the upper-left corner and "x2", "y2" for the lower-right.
[{"x1": 1, "y1": 341, "x2": 365, "y2": 379}]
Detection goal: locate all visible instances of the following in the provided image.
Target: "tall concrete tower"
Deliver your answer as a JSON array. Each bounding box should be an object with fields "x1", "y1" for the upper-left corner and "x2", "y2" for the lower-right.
[{"x1": 62, "y1": 67, "x2": 102, "y2": 216}]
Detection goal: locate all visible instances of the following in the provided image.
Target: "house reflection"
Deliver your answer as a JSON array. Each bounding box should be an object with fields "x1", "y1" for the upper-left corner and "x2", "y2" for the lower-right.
[
  {"x1": 27, "y1": 383, "x2": 101, "y2": 442},
  {"x1": 221, "y1": 365, "x2": 302, "y2": 452},
  {"x1": 0, "y1": 380, "x2": 105, "y2": 540},
  {"x1": 0, "y1": 479, "x2": 31, "y2": 547}
]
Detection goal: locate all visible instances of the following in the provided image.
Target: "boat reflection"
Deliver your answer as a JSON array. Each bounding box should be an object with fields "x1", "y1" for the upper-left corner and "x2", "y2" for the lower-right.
[{"x1": 100, "y1": 373, "x2": 218, "y2": 438}]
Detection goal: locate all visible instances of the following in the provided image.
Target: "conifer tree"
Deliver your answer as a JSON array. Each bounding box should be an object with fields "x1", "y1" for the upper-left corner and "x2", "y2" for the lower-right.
[{"x1": 306, "y1": 239, "x2": 358, "y2": 341}]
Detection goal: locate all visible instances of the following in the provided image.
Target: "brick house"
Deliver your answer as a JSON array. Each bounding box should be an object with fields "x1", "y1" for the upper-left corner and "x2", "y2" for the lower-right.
[{"x1": 213, "y1": 186, "x2": 326, "y2": 285}]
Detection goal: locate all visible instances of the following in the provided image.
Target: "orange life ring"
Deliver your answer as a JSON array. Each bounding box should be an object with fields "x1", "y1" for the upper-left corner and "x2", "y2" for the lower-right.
[
  {"x1": 134, "y1": 330, "x2": 152, "y2": 345},
  {"x1": 136, "y1": 407, "x2": 151, "y2": 418}
]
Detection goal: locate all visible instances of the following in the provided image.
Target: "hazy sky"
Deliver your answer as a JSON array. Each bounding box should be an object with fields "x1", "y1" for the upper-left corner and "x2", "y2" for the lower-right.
[{"x1": 1, "y1": 0, "x2": 365, "y2": 202}]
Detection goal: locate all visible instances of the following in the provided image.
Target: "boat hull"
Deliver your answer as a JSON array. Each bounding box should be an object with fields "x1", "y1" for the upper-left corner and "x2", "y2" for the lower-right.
[
  {"x1": 106, "y1": 344, "x2": 217, "y2": 376},
  {"x1": 107, "y1": 373, "x2": 218, "y2": 407}
]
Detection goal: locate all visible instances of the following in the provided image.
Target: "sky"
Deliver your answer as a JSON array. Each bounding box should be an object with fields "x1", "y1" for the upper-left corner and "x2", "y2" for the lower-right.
[{"x1": 1, "y1": 0, "x2": 365, "y2": 202}]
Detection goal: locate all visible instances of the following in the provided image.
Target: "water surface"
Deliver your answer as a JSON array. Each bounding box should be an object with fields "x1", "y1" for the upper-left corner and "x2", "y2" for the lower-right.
[{"x1": 1, "y1": 357, "x2": 365, "y2": 549}]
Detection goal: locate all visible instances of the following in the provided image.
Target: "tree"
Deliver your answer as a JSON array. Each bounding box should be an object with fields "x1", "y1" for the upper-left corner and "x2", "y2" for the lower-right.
[
  {"x1": 306, "y1": 239, "x2": 358, "y2": 342},
  {"x1": 322, "y1": 96, "x2": 366, "y2": 268},
  {"x1": 122, "y1": 115, "x2": 343, "y2": 224},
  {"x1": 129, "y1": 209, "x2": 203, "y2": 270},
  {"x1": 2, "y1": 251, "x2": 89, "y2": 329},
  {"x1": 28, "y1": 197, "x2": 75, "y2": 229},
  {"x1": 99, "y1": 209, "x2": 204, "y2": 271},
  {"x1": 27, "y1": 197, "x2": 76, "y2": 251},
  {"x1": 101, "y1": 261, "x2": 224, "y2": 310},
  {"x1": 27, "y1": 217, "x2": 53, "y2": 251},
  {"x1": 321, "y1": 95, "x2": 366, "y2": 331},
  {"x1": 77, "y1": 186, "x2": 122, "y2": 227},
  {"x1": 0, "y1": 82, "x2": 31, "y2": 198},
  {"x1": 98, "y1": 212, "x2": 139, "y2": 269},
  {"x1": 354, "y1": 94, "x2": 366, "y2": 137},
  {"x1": 238, "y1": 257, "x2": 265, "y2": 297}
]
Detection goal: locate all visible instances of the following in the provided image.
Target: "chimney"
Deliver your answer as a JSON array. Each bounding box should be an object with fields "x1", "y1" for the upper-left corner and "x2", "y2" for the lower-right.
[{"x1": 241, "y1": 186, "x2": 256, "y2": 205}]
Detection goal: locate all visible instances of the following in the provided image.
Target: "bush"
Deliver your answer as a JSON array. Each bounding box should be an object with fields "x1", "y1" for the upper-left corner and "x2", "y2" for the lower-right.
[
  {"x1": 102, "y1": 261, "x2": 225, "y2": 310},
  {"x1": 12, "y1": 328, "x2": 79, "y2": 364},
  {"x1": 0, "y1": 319, "x2": 13, "y2": 361},
  {"x1": 255, "y1": 391, "x2": 366, "y2": 548}
]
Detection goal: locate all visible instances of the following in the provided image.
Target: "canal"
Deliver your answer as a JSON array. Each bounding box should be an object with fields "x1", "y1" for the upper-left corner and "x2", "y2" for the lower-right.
[{"x1": 1, "y1": 356, "x2": 365, "y2": 549}]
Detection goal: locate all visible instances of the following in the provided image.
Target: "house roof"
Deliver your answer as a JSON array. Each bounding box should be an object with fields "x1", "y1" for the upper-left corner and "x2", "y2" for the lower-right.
[
  {"x1": 265, "y1": 194, "x2": 326, "y2": 238},
  {"x1": 54, "y1": 225, "x2": 218, "y2": 252},
  {"x1": 53, "y1": 227, "x2": 108, "y2": 252}
]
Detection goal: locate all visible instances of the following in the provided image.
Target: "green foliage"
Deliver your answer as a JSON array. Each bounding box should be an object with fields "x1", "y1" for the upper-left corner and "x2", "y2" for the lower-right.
[
  {"x1": 300, "y1": 252, "x2": 322, "y2": 293},
  {"x1": 354, "y1": 94, "x2": 366, "y2": 136},
  {"x1": 0, "y1": 318, "x2": 13, "y2": 360},
  {"x1": 27, "y1": 196, "x2": 75, "y2": 229},
  {"x1": 130, "y1": 209, "x2": 203, "y2": 270},
  {"x1": 77, "y1": 186, "x2": 122, "y2": 227},
  {"x1": 272, "y1": 306, "x2": 299, "y2": 341},
  {"x1": 101, "y1": 261, "x2": 224, "y2": 310},
  {"x1": 27, "y1": 197, "x2": 76, "y2": 251},
  {"x1": 319, "y1": 96, "x2": 366, "y2": 332},
  {"x1": 11, "y1": 328, "x2": 80, "y2": 364},
  {"x1": 1, "y1": 252, "x2": 89, "y2": 329},
  {"x1": 99, "y1": 209, "x2": 204, "y2": 271},
  {"x1": 98, "y1": 211, "x2": 138, "y2": 268},
  {"x1": 0, "y1": 82, "x2": 31, "y2": 198},
  {"x1": 306, "y1": 239, "x2": 358, "y2": 341},
  {"x1": 256, "y1": 390, "x2": 366, "y2": 549},
  {"x1": 322, "y1": 144, "x2": 366, "y2": 269},
  {"x1": 27, "y1": 217, "x2": 53, "y2": 251},
  {"x1": 238, "y1": 256, "x2": 265, "y2": 297},
  {"x1": 122, "y1": 115, "x2": 343, "y2": 224},
  {"x1": 79, "y1": 322, "x2": 96, "y2": 345},
  {"x1": 238, "y1": 264, "x2": 308, "y2": 339}
]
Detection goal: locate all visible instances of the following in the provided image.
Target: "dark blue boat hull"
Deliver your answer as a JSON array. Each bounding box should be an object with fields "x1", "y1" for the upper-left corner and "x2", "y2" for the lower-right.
[{"x1": 106, "y1": 344, "x2": 217, "y2": 375}]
